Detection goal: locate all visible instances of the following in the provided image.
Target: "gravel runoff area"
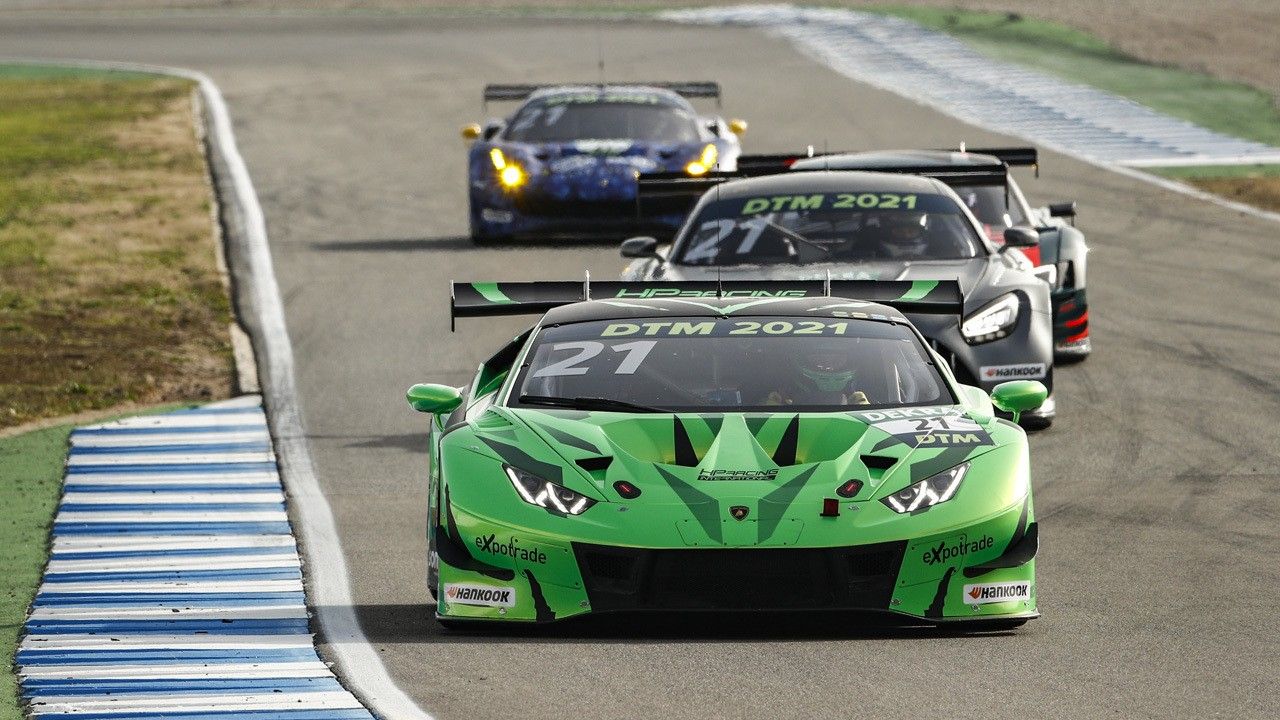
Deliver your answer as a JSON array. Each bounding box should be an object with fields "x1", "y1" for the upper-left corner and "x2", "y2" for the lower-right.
[{"x1": 1, "y1": 1, "x2": 1277, "y2": 104}]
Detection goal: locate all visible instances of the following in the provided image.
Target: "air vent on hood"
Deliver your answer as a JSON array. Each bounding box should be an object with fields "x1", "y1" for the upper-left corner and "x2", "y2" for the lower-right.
[
  {"x1": 861, "y1": 454, "x2": 898, "y2": 480},
  {"x1": 575, "y1": 456, "x2": 613, "y2": 473}
]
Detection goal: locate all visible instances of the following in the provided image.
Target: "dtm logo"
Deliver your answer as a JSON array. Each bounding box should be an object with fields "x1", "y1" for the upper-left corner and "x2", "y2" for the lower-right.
[
  {"x1": 475, "y1": 534, "x2": 547, "y2": 565},
  {"x1": 923, "y1": 534, "x2": 993, "y2": 565},
  {"x1": 980, "y1": 363, "x2": 1047, "y2": 380},
  {"x1": 962, "y1": 581, "x2": 1031, "y2": 605},
  {"x1": 443, "y1": 583, "x2": 517, "y2": 608}
]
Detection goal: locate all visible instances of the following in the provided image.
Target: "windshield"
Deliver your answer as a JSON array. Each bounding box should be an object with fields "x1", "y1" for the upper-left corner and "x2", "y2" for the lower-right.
[
  {"x1": 953, "y1": 184, "x2": 1028, "y2": 244},
  {"x1": 504, "y1": 100, "x2": 701, "y2": 143},
  {"x1": 675, "y1": 191, "x2": 983, "y2": 266},
  {"x1": 510, "y1": 316, "x2": 952, "y2": 413}
]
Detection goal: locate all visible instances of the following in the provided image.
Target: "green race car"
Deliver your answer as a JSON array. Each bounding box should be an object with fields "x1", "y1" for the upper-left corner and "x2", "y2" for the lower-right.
[{"x1": 408, "y1": 280, "x2": 1046, "y2": 629}]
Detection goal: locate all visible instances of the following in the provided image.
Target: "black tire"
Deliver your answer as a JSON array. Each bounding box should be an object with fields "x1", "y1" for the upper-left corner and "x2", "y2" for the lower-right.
[{"x1": 1019, "y1": 413, "x2": 1053, "y2": 431}]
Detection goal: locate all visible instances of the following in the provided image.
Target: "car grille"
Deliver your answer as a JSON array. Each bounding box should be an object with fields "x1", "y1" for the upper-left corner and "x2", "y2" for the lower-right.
[{"x1": 573, "y1": 542, "x2": 906, "y2": 612}]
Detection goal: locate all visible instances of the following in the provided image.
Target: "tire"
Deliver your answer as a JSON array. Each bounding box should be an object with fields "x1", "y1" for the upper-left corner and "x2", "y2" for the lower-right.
[{"x1": 1019, "y1": 413, "x2": 1053, "y2": 431}]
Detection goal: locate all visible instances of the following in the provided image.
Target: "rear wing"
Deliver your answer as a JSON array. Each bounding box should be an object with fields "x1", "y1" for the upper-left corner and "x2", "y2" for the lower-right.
[
  {"x1": 451, "y1": 279, "x2": 962, "y2": 330},
  {"x1": 735, "y1": 146, "x2": 1039, "y2": 177},
  {"x1": 635, "y1": 172, "x2": 734, "y2": 217},
  {"x1": 483, "y1": 81, "x2": 721, "y2": 105},
  {"x1": 634, "y1": 161, "x2": 1010, "y2": 218}
]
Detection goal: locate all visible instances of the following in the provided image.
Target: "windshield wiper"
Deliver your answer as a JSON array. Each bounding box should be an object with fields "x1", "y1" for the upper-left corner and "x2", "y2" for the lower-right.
[
  {"x1": 761, "y1": 219, "x2": 832, "y2": 260},
  {"x1": 517, "y1": 394, "x2": 669, "y2": 413}
]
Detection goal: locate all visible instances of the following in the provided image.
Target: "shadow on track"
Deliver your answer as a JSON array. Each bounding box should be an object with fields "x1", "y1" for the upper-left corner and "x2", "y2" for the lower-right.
[{"x1": 334, "y1": 604, "x2": 1026, "y2": 645}]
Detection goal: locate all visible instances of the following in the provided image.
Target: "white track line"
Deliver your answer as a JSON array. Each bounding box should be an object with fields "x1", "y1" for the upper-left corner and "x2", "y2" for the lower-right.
[
  {"x1": 659, "y1": 5, "x2": 1280, "y2": 227},
  {"x1": 0, "y1": 57, "x2": 435, "y2": 720}
]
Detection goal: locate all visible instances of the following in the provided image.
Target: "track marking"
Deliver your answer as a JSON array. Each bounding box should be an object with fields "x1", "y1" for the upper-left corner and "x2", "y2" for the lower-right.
[{"x1": 0, "y1": 57, "x2": 435, "y2": 720}]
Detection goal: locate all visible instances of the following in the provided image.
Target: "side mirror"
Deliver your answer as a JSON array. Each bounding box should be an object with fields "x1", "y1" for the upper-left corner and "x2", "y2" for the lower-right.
[
  {"x1": 1001, "y1": 225, "x2": 1040, "y2": 248},
  {"x1": 407, "y1": 383, "x2": 463, "y2": 415},
  {"x1": 1048, "y1": 201, "x2": 1077, "y2": 218},
  {"x1": 620, "y1": 236, "x2": 661, "y2": 260},
  {"x1": 460, "y1": 123, "x2": 482, "y2": 141},
  {"x1": 728, "y1": 118, "x2": 748, "y2": 135},
  {"x1": 990, "y1": 381, "x2": 1048, "y2": 423},
  {"x1": 481, "y1": 120, "x2": 504, "y2": 141}
]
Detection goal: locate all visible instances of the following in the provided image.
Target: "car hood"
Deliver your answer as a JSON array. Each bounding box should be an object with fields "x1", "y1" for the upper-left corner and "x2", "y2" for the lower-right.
[
  {"x1": 658, "y1": 258, "x2": 990, "y2": 297},
  {"x1": 506, "y1": 139, "x2": 699, "y2": 175},
  {"x1": 463, "y1": 404, "x2": 1018, "y2": 507}
]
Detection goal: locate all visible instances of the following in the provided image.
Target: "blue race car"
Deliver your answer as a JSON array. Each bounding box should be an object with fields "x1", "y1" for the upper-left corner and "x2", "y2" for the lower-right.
[{"x1": 462, "y1": 82, "x2": 746, "y2": 243}]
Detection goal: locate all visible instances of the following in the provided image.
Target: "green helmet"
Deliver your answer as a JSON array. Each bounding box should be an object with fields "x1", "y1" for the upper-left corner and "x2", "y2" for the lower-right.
[{"x1": 797, "y1": 345, "x2": 855, "y2": 392}]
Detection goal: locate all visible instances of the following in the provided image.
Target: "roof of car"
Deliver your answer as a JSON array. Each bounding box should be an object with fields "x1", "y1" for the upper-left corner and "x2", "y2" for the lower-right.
[
  {"x1": 790, "y1": 150, "x2": 1004, "y2": 171},
  {"x1": 701, "y1": 170, "x2": 951, "y2": 199},
  {"x1": 525, "y1": 85, "x2": 691, "y2": 109},
  {"x1": 540, "y1": 295, "x2": 909, "y2": 326}
]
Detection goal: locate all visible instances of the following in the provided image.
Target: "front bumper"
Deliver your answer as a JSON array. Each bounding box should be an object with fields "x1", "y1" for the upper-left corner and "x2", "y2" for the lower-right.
[
  {"x1": 910, "y1": 308, "x2": 1054, "y2": 399},
  {"x1": 433, "y1": 493, "x2": 1037, "y2": 626},
  {"x1": 470, "y1": 184, "x2": 683, "y2": 241},
  {"x1": 1052, "y1": 287, "x2": 1090, "y2": 357}
]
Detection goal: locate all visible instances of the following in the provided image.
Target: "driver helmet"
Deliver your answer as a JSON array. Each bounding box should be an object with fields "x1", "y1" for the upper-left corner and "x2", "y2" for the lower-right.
[
  {"x1": 876, "y1": 211, "x2": 929, "y2": 258},
  {"x1": 796, "y1": 342, "x2": 856, "y2": 392}
]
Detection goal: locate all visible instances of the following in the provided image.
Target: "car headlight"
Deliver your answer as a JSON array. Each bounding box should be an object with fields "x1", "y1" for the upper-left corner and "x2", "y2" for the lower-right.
[
  {"x1": 489, "y1": 148, "x2": 526, "y2": 188},
  {"x1": 504, "y1": 465, "x2": 596, "y2": 516},
  {"x1": 961, "y1": 293, "x2": 1019, "y2": 344},
  {"x1": 685, "y1": 143, "x2": 718, "y2": 176},
  {"x1": 881, "y1": 463, "x2": 969, "y2": 514}
]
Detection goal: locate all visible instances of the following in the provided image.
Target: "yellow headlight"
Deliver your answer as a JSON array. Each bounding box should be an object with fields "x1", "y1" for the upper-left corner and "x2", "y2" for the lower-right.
[
  {"x1": 499, "y1": 164, "x2": 525, "y2": 188},
  {"x1": 686, "y1": 143, "x2": 718, "y2": 176},
  {"x1": 489, "y1": 147, "x2": 507, "y2": 170}
]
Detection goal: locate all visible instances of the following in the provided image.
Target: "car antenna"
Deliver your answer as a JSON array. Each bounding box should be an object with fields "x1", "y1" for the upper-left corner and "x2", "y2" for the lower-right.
[
  {"x1": 823, "y1": 139, "x2": 829, "y2": 170},
  {"x1": 717, "y1": 265, "x2": 723, "y2": 299},
  {"x1": 824, "y1": 268, "x2": 832, "y2": 297},
  {"x1": 584, "y1": 269, "x2": 592, "y2": 301},
  {"x1": 959, "y1": 141, "x2": 967, "y2": 153},
  {"x1": 596, "y1": 27, "x2": 605, "y2": 90}
]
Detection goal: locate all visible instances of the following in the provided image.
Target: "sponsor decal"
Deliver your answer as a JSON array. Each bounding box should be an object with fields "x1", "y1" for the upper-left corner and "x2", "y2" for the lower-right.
[
  {"x1": 572, "y1": 139, "x2": 633, "y2": 155},
  {"x1": 980, "y1": 363, "x2": 1047, "y2": 381},
  {"x1": 738, "y1": 192, "x2": 920, "y2": 215},
  {"x1": 923, "y1": 533, "x2": 994, "y2": 565},
  {"x1": 443, "y1": 583, "x2": 517, "y2": 608},
  {"x1": 853, "y1": 408, "x2": 992, "y2": 448},
  {"x1": 474, "y1": 534, "x2": 547, "y2": 565},
  {"x1": 962, "y1": 581, "x2": 1031, "y2": 605},
  {"x1": 729, "y1": 506, "x2": 750, "y2": 521},
  {"x1": 601, "y1": 319, "x2": 860, "y2": 338},
  {"x1": 613, "y1": 288, "x2": 809, "y2": 300},
  {"x1": 698, "y1": 468, "x2": 779, "y2": 482}
]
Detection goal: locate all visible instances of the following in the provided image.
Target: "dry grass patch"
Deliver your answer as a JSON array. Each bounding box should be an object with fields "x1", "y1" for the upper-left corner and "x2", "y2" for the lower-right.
[{"x1": 0, "y1": 70, "x2": 234, "y2": 429}]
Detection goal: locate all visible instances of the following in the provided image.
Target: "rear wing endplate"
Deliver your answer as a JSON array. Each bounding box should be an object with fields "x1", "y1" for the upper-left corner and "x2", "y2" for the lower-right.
[{"x1": 451, "y1": 279, "x2": 962, "y2": 330}]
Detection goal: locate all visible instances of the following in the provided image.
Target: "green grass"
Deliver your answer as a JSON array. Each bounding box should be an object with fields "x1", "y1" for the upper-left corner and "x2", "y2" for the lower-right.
[
  {"x1": 0, "y1": 66, "x2": 234, "y2": 429},
  {"x1": 0, "y1": 425, "x2": 71, "y2": 720},
  {"x1": 868, "y1": 6, "x2": 1280, "y2": 148}
]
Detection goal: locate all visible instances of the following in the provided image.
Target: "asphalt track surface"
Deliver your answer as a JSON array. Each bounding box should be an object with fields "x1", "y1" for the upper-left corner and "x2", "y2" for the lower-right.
[{"x1": 6, "y1": 13, "x2": 1279, "y2": 720}]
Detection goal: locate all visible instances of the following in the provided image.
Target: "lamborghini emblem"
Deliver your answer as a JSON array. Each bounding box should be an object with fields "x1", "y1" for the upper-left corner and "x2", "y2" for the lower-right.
[{"x1": 729, "y1": 506, "x2": 750, "y2": 521}]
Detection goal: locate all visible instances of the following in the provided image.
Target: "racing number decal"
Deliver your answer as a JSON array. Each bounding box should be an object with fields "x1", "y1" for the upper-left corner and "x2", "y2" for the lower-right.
[{"x1": 530, "y1": 340, "x2": 657, "y2": 378}]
